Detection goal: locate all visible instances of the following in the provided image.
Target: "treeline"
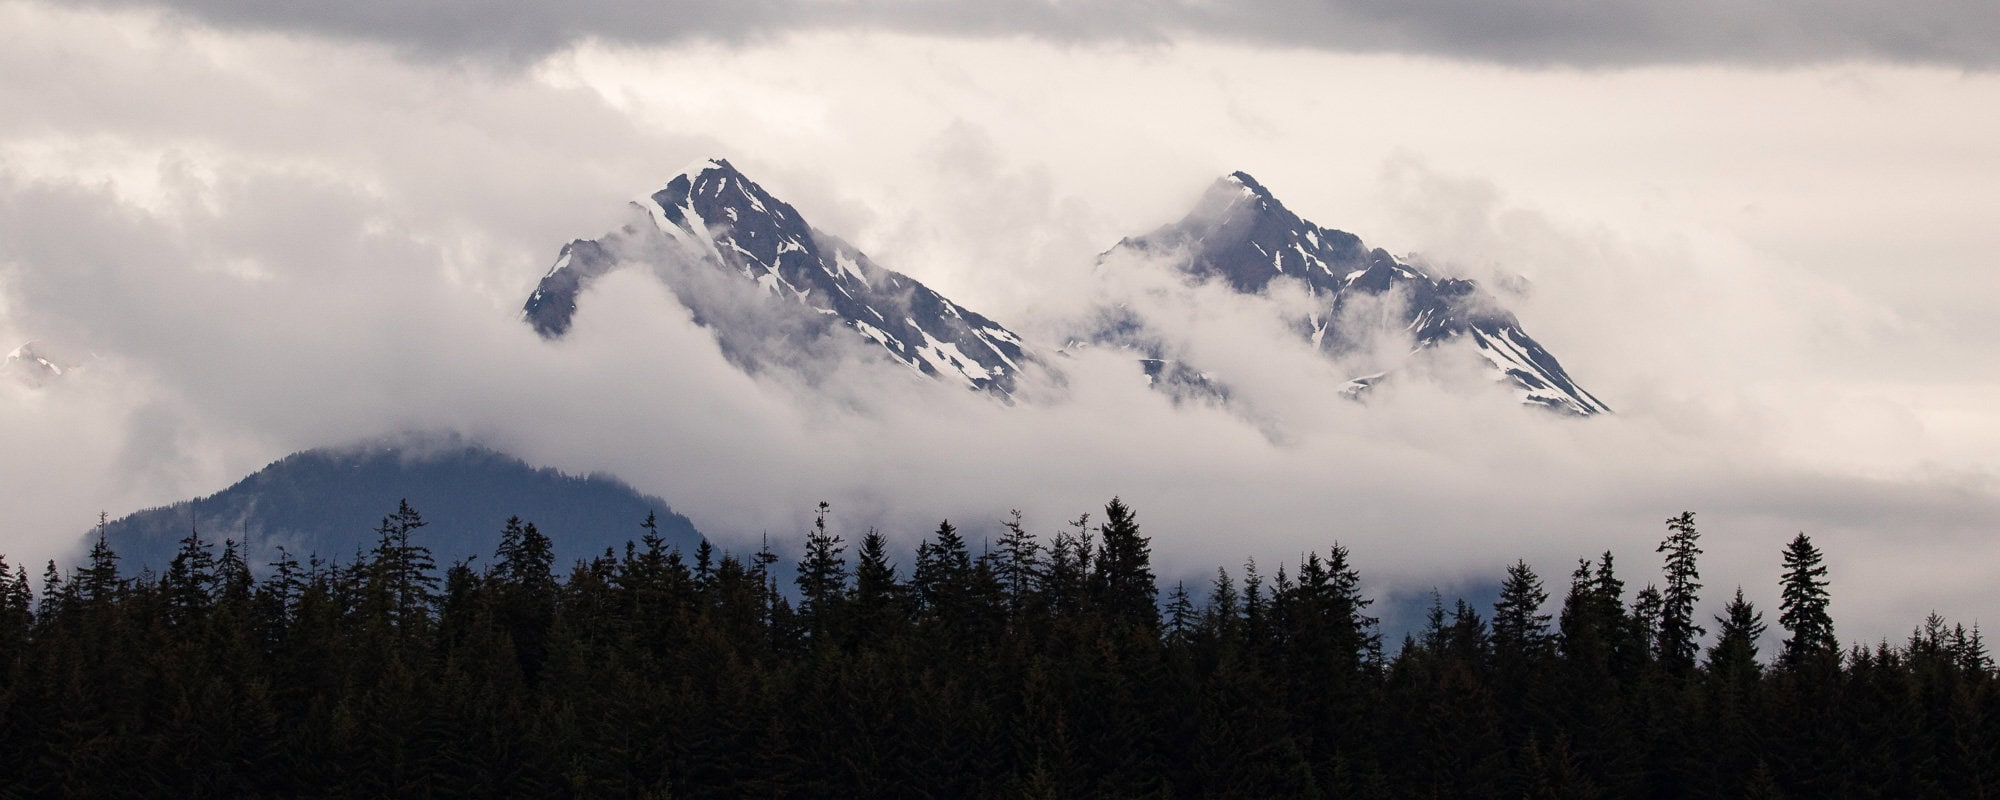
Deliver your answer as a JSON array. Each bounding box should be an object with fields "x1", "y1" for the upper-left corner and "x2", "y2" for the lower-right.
[{"x1": 0, "y1": 501, "x2": 1994, "y2": 797}]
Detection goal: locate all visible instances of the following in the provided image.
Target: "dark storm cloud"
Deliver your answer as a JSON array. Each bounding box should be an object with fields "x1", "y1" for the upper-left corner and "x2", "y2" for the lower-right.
[{"x1": 77, "y1": 0, "x2": 2000, "y2": 69}]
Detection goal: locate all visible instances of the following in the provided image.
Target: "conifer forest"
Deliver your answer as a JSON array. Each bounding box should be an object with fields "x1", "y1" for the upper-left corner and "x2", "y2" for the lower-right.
[{"x1": 1, "y1": 500, "x2": 1994, "y2": 798}]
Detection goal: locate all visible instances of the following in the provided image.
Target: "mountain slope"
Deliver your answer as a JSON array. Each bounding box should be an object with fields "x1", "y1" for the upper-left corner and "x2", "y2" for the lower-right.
[
  {"x1": 1104, "y1": 172, "x2": 1609, "y2": 415},
  {"x1": 100, "y1": 442, "x2": 705, "y2": 574},
  {"x1": 524, "y1": 159, "x2": 1031, "y2": 395}
]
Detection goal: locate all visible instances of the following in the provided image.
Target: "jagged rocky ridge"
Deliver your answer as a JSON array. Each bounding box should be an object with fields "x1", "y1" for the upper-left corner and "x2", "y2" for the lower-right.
[
  {"x1": 523, "y1": 160, "x2": 1604, "y2": 415},
  {"x1": 524, "y1": 159, "x2": 1031, "y2": 395},
  {"x1": 1097, "y1": 172, "x2": 1610, "y2": 415}
]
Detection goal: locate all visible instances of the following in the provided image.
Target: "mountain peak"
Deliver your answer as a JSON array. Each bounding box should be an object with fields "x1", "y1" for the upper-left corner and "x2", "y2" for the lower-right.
[
  {"x1": 524, "y1": 159, "x2": 1035, "y2": 395},
  {"x1": 1098, "y1": 172, "x2": 1610, "y2": 416},
  {"x1": 5, "y1": 339, "x2": 82, "y2": 386},
  {"x1": 1223, "y1": 170, "x2": 1273, "y2": 199},
  {"x1": 679, "y1": 157, "x2": 736, "y2": 178},
  {"x1": 1192, "y1": 170, "x2": 1282, "y2": 219}
]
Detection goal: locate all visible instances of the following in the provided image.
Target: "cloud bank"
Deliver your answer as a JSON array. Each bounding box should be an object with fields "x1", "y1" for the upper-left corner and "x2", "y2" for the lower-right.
[
  {"x1": 68, "y1": 0, "x2": 2000, "y2": 70},
  {"x1": 3, "y1": 2, "x2": 1999, "y2": 647}
]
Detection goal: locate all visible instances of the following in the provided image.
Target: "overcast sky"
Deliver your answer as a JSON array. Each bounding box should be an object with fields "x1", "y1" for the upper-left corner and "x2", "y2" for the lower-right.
[{"x1": 3, "y1": 0, "x2": 1998, "y2": 644}]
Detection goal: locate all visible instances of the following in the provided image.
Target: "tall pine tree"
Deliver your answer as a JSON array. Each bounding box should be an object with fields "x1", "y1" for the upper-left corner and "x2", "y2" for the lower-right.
[
  {"x1": 1093, "y1": 498, "x2": 1157, "y2": 630},
  {"x1": 1778, "y1": 532, "x2": 1836, "y2": 670},
  {"x1": 1655, "y1": 512, "x2": 1705, "y2": 674}
]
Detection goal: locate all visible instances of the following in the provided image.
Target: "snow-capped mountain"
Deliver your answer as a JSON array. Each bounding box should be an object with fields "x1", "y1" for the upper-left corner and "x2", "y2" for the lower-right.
[
  {"x1": 523, "y1": 159, "x2": 1032, "y2": 395},
  {"x1": 5, "y1": 340, "x2": 79, "y2": 387},
  {"x1": 1100, "y1": 172, "x2": 1609, "y2": 415}
]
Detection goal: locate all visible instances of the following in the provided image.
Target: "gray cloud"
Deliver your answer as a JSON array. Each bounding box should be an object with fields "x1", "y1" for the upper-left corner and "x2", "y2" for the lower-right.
[{"x1": 71, "y1": 0, "x2": 2000, "y2": 69}]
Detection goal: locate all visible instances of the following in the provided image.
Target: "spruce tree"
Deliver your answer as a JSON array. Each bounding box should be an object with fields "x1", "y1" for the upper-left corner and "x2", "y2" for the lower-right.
[
  {"x1": 0, "y1": 559, "x2": 29, "y2": 669},
  {"x1": 364, "y1": 500, "x2": 439, "y2": 637},
  {"x1": 995, "y1": 510, "x2": 1041, "y2": 617},
  {"x1": 1655, "y1": 512, "x2": 1705, "y2": 674},
  {"x1": 1557, "y1": 559, "x2": 1607, "y2": 668},
  {"x1": 1631, "y1": 584, "x2": 1663, "y2": 664},
  {"x1": 78, "y1": 513, "x2": 121, "y2": 608},
  {"x1": 1165, "y1": 581, "x2": 1195, "y2": 641},
  {"x1": 1093, "y1": 498, "x2": 1157, "y2": 629},
  {"x1": 850, "y1": 528, "x2": 905, "y2": 642},
  {"x1": 1205, "y1": 567, "x2": 1240, "y2": 636},
  {"x1": 694, "y1": 538, "x2": 716, "y2": 587},
  {"x1": 914, "y1": 520, "x2": 973, "y2": 614},
  {"x1": 1777, "y1": 532, "x2": 1836, "y2": 670},
  {"x1": 216, "y1": 538, "x2": 254, "y2": 609},
  {"x1": 1043, "y1": 515, "x2": 1093, "y2": 616},
  {"x1": 1241, "y1": 558, "x2": 1266, "y2": 640},
  {"x1": 37, "y1": 560, "x2": 64, "y2": 621},
  {"x1": 1323, "y1": 543, "x2": 1381, "y2": 669},
  {"x1": 1705, "y1": 587, "x2": 1766, "y2": 682},
  {"x1": 164, "y1": 524, "x2": 217, "y2": 625},
  {"x1": 493, "y1": 517, "x2": 557, "y2": 682},
  {"x1": 1492, "y1": 560, "x2": 1552, "y2": 661},
  {"x1": 795, "y1": 502, "x2": 848, "y2": 638}
]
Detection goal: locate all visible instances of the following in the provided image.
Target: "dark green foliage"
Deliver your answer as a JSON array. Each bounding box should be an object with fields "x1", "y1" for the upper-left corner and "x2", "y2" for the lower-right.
[
  {"x1": 794, "y1": 502, "x2": 847, "y2": 640},
  {"x1": 1706, "y1": 587, "x2": 1766, "y2": 682},
  {"x1": 1093, "y1": 497, "x2": 1157, "y2": 630},
  {"x1": 1656, "y1": 511, "x2": 1705, "y2": 674},
  {"x1": 1493, "y1": 559, "x2": 1553, "y2": 663},
  {"x1": 3, "y1": 500, "x2": 1995, "y2": 797},
  {"x1": 1778, "y1": 532, "x2": 1836, "y2": 671}
]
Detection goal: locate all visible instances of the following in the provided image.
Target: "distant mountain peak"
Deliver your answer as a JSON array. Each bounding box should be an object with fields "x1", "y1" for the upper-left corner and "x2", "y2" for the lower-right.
[
  {"x1": 522, "y1": 158, "x2": 1034, "y2": 395},
  {"x1": 1097, "y1": 171, "x2": 1610, "y2": 416},
  {"x1": 5, "y1": 339, "x2": 85, "y2": 387},
  {"x1": 99, "y1": 439, "x2": 704, "y2": 574},
  {"x1": 1222, "y1": 170, "x2": 1275, "y2": 199}
]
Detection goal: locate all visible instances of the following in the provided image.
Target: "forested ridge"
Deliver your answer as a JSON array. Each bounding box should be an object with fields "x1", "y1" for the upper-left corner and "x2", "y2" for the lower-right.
[{"x1": 0, "y1": 500, "x2": 1994, "y2": 798}]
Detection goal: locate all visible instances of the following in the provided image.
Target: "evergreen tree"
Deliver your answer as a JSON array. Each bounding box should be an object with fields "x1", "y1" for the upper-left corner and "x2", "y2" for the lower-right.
[
  {"x1": 1241, "y1": 558, "x2": 1266, "y2": 640},
  {"x1": 1323, "y1": 543, "x2": 1382, "y2": 669},
  {"x1": 36, "y1": 559, "x2": 64, "y2": 621},
  {"x1": 1042, "y1": 514, "x2": 1093, "y2": 616},
  {"x1": 795, "y1": 502, "x2": 848, "y2": 639},
  {"x1": 1957, "y1": 624, "x2": 1993, "y2": 675},
  {"x1": 1492, "y1": 560, "x2": 1553, "y2": 662},
  {"x1": 1631, "y1": 584, "x2": 1663, "y2": 664},
  {"x1": 995, "y1": 510, "x2": 1041, "y2": 617},
  {"x1": 1164, "y1": 581, "x2": 1195, "y2": 641},
  {"x1": 1205, "y1": 567, "x2": 1240, "y2": 636},
  {"x1": 1093, "y1": 498, "x2": 1157, "y2": 629},
  {"x1": 1655, "y1": 512, "x2": 1705, "y2": 674},
  {"x1": 752, "y1": 533, "x2": 784, "y2": 631},
  {"x1": 1557, "y1": 559, "x2": 1609, "y2": 670},
  {"x1": 367, "y1": 499, "x2": 439, "y2": 629},
  {"x1": 849, "y1": 528, "x2": 905, "y2": 642},
  {"x1": 0, "y1": 558, "x2": 30, "y2": 669},
  {"x1": 78, "y1": 513, "x2": 121, "y2": 607},
  {"x1": 164, "y1": 523, "x2": 217, "y2": 625},
  {"x1": 914, "y1": 520, "x2": 974, "y2": 614},
  {"x1": 1777, "y1": 532, "x2": 1836, "y2": 670},
  {"x1": 494, "y1": 517, "x2": 558, "y2": 683},
  {"x1": 216, "y1": 538, "x2": 254, "y2": 609},
  {"x1": 1706, "y1": 587, "x2": 1766, "y2": 681},
  {"x1": 694, "y1": 538, "x2": 716, "y2": 587}
]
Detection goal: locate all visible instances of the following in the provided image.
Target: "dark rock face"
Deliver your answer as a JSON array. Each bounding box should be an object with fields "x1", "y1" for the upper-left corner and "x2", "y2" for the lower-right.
[
  {"x1": 1103, "y1": 172, "x2": 1609, "y2": 415},
  {"x1": 523, "y1": 159, "x2": 1031, "y2": 395},
  {"x1": 523, "y1": 239, "x2": 617, "y2": 339}
]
